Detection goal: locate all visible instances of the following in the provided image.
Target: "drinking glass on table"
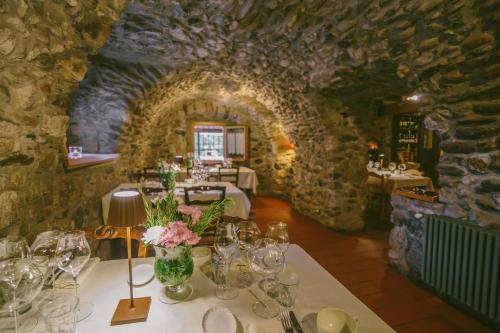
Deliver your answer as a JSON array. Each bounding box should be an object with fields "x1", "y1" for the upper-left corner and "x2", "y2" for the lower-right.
[
  {"x1": 261, "y1": 222, "x2": 289, "y2": 293},
  {"x1": 214, "y1": 223, "x2": 239, "y2": 300},
  {"x1": 55, "y1": 231, "x2": 92, "y2": 322},
  {"x1": 398, "y1": 163, "x2": 406, "y2": 174},
  {"x1": 31, "y1": 231, "x2": 61, "y2": 300},
  {"x1": 388, "y1": 162, "x2": 397, "y2": 173},
  {"x1": 235, "y1": 221, "x2": 261, "y2": 287},
  {"x1": 41, "y1": 295, "x2": 78, "y2": 333},
  {"x1": 0, "y1": 259, "x2": 24, "y2": 333},
  {"x1": 250, "y1": 238, "x2": 285, "y2": 318}
]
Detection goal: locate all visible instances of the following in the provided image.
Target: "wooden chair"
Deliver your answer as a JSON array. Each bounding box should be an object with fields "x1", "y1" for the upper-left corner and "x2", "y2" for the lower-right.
[
  {"x1": 366, "y1": 172, "x2": 392, "y2": 228},
  {"x1": 143, "y1": 167, "x2": 159, "y2": 181},
  {"x1": 142, "y1": 187, "x2": 165, "y2": 195},
  {"x1": 218, "y1": 167, "x2": 240, "y2": 186},
  {"x1": 183, "y1": 186, "x2": 227, "y2": 245},
  {"x1": 183, "y1": 185, "x2": 226, "y2": 206},
  {"x1": 83, "y1": 225, "x2": 148, "y2": 258}
]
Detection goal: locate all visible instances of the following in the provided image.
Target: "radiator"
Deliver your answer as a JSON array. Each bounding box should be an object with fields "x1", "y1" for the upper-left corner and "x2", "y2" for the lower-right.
[{"x1": 423, "y1": 215, "x2": 500, "y2": 325}]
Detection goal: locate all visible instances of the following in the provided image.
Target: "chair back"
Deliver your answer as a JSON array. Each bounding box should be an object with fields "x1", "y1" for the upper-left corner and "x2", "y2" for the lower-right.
[
  {"x1": 143, "y1": 167, "x2": 159, "y2": 180},
  {"x1": 83, "y1": 225, "x2": 147, "y2": 258},
  {"x1": 142, "y1": 187, "x2": 165, "y2": 195},
  {"x1": 218, "y1": 167, "x2": 240, "y2": 186},
  {"x1": 183, "y1": 185, "x2": 226, "y2": 206}
]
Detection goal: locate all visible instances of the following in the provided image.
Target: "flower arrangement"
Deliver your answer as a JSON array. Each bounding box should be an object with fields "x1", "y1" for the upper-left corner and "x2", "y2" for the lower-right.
[
  {"x1": 140, "y1": 190, "x2": 231, "y2": 248},
  {"x1": 140, "y1": 190, "x2": 231, "y2": 300}
]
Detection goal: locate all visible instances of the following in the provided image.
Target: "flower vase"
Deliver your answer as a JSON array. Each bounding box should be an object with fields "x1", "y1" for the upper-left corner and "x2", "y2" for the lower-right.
[
  {"x1": 160, "y1": 170, "x2": 176, "y2": 192},
  {"x1": 154, "y1": 245, "x2": 194, "y2": 303}
]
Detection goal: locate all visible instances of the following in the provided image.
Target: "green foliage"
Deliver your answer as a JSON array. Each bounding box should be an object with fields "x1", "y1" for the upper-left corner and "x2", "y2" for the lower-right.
[
  {"x1": 154, "y1": 246, "x2": 194, "y2": 285},
  {"x1": 139, "y1": 187, "x2": 232, "y2": 236}
]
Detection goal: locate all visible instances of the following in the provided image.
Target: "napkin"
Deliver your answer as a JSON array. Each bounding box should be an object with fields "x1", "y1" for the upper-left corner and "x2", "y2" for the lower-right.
[
  {"x1": 247, "y1": 320, "x2": 282, "y2": 333},
  {"x1": 55, "y1": 257, "x2": 100, "y2": 288}
]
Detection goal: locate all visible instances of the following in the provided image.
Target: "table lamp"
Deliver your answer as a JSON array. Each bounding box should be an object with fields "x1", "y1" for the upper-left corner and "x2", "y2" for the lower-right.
[{"x1": 107, "y1": 190, "x2": 151, "y2": 326}]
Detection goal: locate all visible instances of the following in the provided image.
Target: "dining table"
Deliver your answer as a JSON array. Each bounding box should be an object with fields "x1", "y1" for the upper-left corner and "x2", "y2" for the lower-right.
[
  {"x1": 366, "y1": 168, "x2": 434, "y2": 194},
  {"x1": 30, "y1": 244, "x2": 395, "y2": 333},
  {"x1": 177, "y1": 166, "x2": 259, "y2": 194},
  {"x1": 101, "y1": 181, "x2": 251, "y2": 222}
]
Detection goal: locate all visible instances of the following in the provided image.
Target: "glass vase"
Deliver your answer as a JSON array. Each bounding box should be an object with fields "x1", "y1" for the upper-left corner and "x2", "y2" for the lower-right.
[{"x1": 153, "y1": 245, "x2": 193, "y2": 303}]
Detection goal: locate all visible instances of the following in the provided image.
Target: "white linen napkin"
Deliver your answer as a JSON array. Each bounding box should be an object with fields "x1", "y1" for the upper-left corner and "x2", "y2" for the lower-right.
[
  {"x1": 247, "y1": 320, "x2": 282, "y2": 333},
  {"x1": 55, "y1": 257, "x2": 100, "y2": 287}
]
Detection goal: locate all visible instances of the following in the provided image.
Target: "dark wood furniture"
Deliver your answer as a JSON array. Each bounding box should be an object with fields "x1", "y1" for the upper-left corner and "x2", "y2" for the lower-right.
[
  {"x1": 218, "y1": 167, "x2": 240, "y2": 186},
  {"x1": 183, "y1": 185, "x2": 226, "y2": 206},
  {"x1": 83, "y1": 225, "x2": 148, "y2": 258}
]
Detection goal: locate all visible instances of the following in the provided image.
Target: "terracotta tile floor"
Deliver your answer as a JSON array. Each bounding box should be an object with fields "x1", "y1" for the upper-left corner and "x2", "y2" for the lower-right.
[{"x1": 250, "y1": 196, "x2": 495, "y2": 333}]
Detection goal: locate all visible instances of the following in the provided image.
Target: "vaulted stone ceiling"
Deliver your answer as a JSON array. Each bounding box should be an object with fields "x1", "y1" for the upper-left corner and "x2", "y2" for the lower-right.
[{"x1": 65, "y1": 0, "x2": 500, "y2": 230}]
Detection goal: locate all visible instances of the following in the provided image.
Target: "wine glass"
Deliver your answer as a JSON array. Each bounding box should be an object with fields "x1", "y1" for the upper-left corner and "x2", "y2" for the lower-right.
[
  {"x1": 398, "y1": 163, "x2": 406, "y2": 174},
  {"x1": 235, "y1": 221, "x2": 261, "y2": 287},
  {"x1": 265, "y1": 222, "x2": 290, "y2": 254},
  {"x1": 55, "y1": 231, "x2": 92, "y2": 322},
  {"x1": 0, "y1": 259, "x2": 24, "y2": 333},
  {"x1": 388, "y1": 162, "x2": 397, "y2": 173},
  {"x1": 250, "y1": 238, "x2": 285, "y2": 318},
  {"x1": 213, "y1": 223, "x2": 239, "y2": 300},
  {"x1": 31, "y1": 231, "x2": 61, "y2": 300}
]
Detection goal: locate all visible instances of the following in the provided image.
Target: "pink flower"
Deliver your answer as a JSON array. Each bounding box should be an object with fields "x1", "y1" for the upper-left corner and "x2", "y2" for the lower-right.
[
  {"x1": 177, "y1": 204, "x2": 203, "y2": 225},
  {"x1": 160, "y1": 221, "x2": 201, "y2": 248}
]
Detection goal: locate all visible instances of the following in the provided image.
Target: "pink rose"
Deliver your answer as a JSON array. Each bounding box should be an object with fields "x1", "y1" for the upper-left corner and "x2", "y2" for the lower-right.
[
  {"x1": 160, "y1": 221, "x2": 201, "y2": 247},
  {"x1": 178, "y1": 204, "x2": 203, "y2": 225}
]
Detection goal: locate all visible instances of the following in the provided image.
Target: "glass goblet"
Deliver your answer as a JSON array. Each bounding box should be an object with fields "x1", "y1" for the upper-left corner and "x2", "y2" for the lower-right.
[
  {"x1": 0, "y1": 259, "x2": 23, "y2": 333},
  {"x1": 235, "y1": 221, "x2": 261, "y2": 287},
  {"x1": 31, "y1": 231, "x2": 61, "y2": 300},
  {"x1": 55, "y1": 231, "x2": 91, "y2": 322},
  {"x1": 398, "y1": 163, "x2": 406, "y2": 174},
  {"x1": 214, "y1": 223, "x2": 239, "y2": 300},
  {"x1": 250, "y1": 238, "x2": 285, "y2": 318},
  {"x1": 388, "y1": 162, "x2": 397, "y2": 173}
]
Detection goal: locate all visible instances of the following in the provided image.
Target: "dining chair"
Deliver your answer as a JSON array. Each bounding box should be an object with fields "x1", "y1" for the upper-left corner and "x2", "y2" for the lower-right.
[
  {"x1": 143, "y1": 166, "x2": 159, "y2": 180},
  {"x1": 183, "y1": 185, "x2": 226, "y2": 206},
  {"x1": 183, "y1": 185, "x2": 227, "y2": 245},
  {"x1": 365, "y1": 171, "x2": 391, "y2": 228},
  {"x1": 83, "y1": 225, "x2": 148, "y2": 258},
  {"x1": 218, "y1": 167, "x2": 240, "y2": 186}
]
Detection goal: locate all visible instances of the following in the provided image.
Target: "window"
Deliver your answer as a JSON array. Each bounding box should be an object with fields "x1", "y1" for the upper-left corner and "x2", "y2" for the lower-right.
[{"x1": 193, "y1": 125, "x2": 225, "y2": 161}]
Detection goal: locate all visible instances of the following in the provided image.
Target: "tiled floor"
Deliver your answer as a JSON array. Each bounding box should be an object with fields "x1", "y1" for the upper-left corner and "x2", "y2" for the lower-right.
[{"x1": 251, "y1": 196, "x2": 495, "y2": 333}]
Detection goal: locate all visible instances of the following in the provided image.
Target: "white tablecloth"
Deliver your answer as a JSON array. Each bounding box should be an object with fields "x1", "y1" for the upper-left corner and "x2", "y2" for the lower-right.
[
  {"x1": 31, "y1": 245, "x2": 395, "y2": 333},
  {"x1": 177, "y1": 167, "x2": 259, "y2": 194},
  {"x1": 366, "y1": 169, "x2": 434, "y2": 193},
  {"x1": 101, "y1": 181, "x2": 251, "y2": 222}
]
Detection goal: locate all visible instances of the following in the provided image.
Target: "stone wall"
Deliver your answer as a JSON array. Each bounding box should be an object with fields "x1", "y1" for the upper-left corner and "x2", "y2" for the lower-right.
[
  {"x1": 1, "y1": 0, "x2": 499, "y2": 239},
  {"x1": 0, "y1": 0, "x2": 126, "y2": 238},
  {"x1": 120, "y1": 98, "x2": 295, "y2": 196}
]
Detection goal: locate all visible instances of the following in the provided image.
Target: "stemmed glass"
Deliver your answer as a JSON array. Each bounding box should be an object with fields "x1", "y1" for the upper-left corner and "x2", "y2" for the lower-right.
[
  {"x1": 260, "y1": 222, "x2": 289, "y2": 293},
  {"x1": 0, "y1": 259, "x2": 23, "y2": 333},
  {"x1": 388, "y1": 162, "x2": 397, "y2": 173},
  {"x1": 235, "y1": 221, "x2": 261, "y2": 287},
  {"x1": 250, "y1": 238, "x2": 285, "y2": 318},
  {"x1": 55, "y1": 231, "x2": 92, "y2": 322},
  {"x1": 398, "y1": 163, "x2": 406, "y2": 174},
  {"x1": 214, "y1": 223, "x2": 239, "y2": 300},
  {"x1": 31, "y1": 231, "x2": 61, "y2": 300}
]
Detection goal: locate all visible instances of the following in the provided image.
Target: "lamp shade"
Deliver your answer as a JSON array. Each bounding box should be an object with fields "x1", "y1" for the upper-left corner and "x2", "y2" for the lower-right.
[{"x1": 107, "y1": 190, "x2": 146, "y2": 227}]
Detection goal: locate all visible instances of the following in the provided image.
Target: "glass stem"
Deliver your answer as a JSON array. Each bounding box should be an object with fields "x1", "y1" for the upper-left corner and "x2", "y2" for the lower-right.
[
  {"x1": 51, "y1": 263, "x2": 56, "y2": 299},
  {"x1": 223, "y1": 260, "x2": 231, "y2": 290},
  {"x1": 73, "y1": 275, "x2": 78, "y2": 326},
  {"x1": 73, "y1": 275, "x2": 78, "y2": 300},
  {"x1": 12, "y1": 290, "x2": 19, "y2": 333}
]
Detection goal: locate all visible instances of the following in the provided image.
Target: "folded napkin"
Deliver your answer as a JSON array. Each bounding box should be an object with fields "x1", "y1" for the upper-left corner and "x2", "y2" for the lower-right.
[
  {"x1": 247, "y1": 320, "x2": 282, "y2": 333},
  {"x1": 55, "y1": 257, "x2": 100, "y2": 288}
]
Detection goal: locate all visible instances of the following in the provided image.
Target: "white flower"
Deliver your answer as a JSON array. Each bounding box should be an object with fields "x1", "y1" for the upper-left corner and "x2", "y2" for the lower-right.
[{"x1": 142, "y1": 226, "x2": 165, "y2": 246}]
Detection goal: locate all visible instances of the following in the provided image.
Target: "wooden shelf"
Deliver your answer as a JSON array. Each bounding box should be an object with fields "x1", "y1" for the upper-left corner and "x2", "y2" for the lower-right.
[{"x1": 65, "y1": 153, "x2": 119, "y2": 171}]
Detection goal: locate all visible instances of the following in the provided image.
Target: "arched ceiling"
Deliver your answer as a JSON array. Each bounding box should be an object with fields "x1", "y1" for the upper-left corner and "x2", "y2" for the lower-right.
[{"x1": 69, "y1": 0, "x2": 471, "y2": 152}]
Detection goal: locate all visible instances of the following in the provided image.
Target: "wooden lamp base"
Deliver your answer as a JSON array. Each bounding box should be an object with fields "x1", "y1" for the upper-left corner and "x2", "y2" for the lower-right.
[{"x1": 110, "y1": 297, "x2": 151, "y2": 326}]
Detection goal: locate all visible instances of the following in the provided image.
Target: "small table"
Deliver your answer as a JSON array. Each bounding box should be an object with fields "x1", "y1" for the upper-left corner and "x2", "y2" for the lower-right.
[
  {"x1": 32, "y1": 245, "x2": 395, "y2": 332},
  {"x1": 177, "y1": 166, "x2": 259, "y2": 194},
  {"x1": 102, "y1": 181, "x2": 251, "y2": 222},
  {"x1": 366, "y1": 169, "x2": 434, "y2": 194}
]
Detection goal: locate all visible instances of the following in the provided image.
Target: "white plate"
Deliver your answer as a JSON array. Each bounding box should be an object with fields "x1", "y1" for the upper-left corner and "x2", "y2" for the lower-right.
[
  {"x1": 202, "y1": 307, "x2": 236, "y2": 333},
  {"x1": 128, "y1": 264, "x2": 154, "y2": 287}
]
